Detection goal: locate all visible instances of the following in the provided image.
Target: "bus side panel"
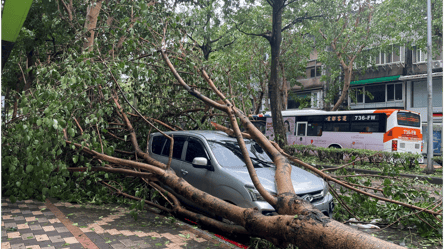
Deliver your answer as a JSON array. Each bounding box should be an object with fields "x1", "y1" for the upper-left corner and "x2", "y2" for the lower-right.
[
  {"x1": 265, "y1": 117, "x2": 297, "y2": 144},
  {"x1": 310, "y1": 132, "x2": 384, "y2": 150}
]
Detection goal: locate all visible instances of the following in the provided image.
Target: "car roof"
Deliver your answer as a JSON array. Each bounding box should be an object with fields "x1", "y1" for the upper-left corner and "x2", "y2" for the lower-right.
[{"x1": 151, "y1": 130, "x2": 239, "y2": 142}]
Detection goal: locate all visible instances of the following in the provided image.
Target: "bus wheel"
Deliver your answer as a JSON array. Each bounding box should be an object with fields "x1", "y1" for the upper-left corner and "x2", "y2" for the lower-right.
[{"x1": 329, "y1": 145, "x2": 341, "y2": 149}]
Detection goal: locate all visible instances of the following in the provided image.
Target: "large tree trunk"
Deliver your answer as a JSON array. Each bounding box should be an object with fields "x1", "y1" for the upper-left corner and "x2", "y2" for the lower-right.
[
  {"x1": 332, "y1": 65, "x2": 351, "y2": 111},
  {"x1": 268, "y1": 0, "x2": 287, "y2": 147},
  {"x1": 83, "y1": 0, "x2": 103, "y2": 51}
]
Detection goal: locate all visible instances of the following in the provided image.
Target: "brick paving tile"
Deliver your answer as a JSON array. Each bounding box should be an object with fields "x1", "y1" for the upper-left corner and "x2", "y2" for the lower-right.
[
  {"x1": 41, "y1": 226, "x2": 55, "y2": 232},
  {"x1": 2, "y1": 221, "x2": 4, "y2": 226},
  {"x1": 2, "y1": 230, "x2": 7, "y2": 237},
  {"x1": 47, "y1": 219, "x2": 60, "y2": 224},
  {"x1": 35, "y1": 234, "x2": 50, "y2": 242},
  {"x1": 21, "y1": 232, "x2": 35, "y2": 240},
  {"x1": 25, "y1": 217, "x2": 36, "y2": 222},
  {"x1": 41, "y1": 212, "x2": 53, "y2": 216},
  {"x1": 23, "y1": 245, "x2": 41, "y2": 249},
  {"x1": 2, "y1": 203, "x2": 8, "y2": 206},
  {"x1": 134, "y1": 240, "x2": 151, "y2": 248},
  {"x1": 17, "y1": 224, "x2": 29, "y2": 230},
  {"x1": 36, "y1": 218, "x2": 48, "y2": 223},
  {"x1": 110, "y1": 243, "x2": 126, "y2": 249},
  {"x1": 40, "y1": 247, "x2": 55, "y2": 249},
  {"x1": 21, "y1": 210, "x2": 32, "y2": 214},
  {"x1": 119, "y1": 238, "x2": 138, "y2": 247},
  {"x1": 10, "y1": 243, "x2": 25, "y2": 249},
  {"x1": 13, "y1": 216, "x2": 25, "y2": 221},
  {"x1": 3, "y1": 215, "x2": 13, "y2": 220},
  {"x1": 63, "y1": 237, "x2": 79, "y2": 244},
  {"x1": 11, "y1": 210, "x2": 21, "y2": 214},
  {"x1": 133, "y1": 231, "x2": 148, "y2": 237},
  {"x1": 18, "y1": 205, "x2": 28, "y2": 208},
  {"x1": 105, "y1": 229, "x2": 121, "y2": 235},
  {"x1": 8, "y1": 232, "x2": 21, "y2": 239},
  {"x1": 55, "y1": 227, "x2": 69, "y2": 233},
  {"x1": 2, "y1": 242, "x2": 11, "y2": 249},
  {"x1": 29, "y1": 224, "x2": 42, "y2": 231},
  {"x1": 5, "y1": 222, "x2": 17, "y2": 228},
  {"x1": 32, "y1": 211, "x2": 43, "y2": 216},
  {"x1": 48, "y1": 235, "x2": 65, "y2": 243},
  {"x1": 24, "y1": 200, "x2": 33, "y2": 204},
  {"x1": 119, "y1": 230, "x2": 134, "y2": 236}
]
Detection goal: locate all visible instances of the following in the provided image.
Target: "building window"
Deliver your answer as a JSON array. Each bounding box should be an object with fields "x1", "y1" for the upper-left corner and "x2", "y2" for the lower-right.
[
  {"x1": 310, "y1": 66, "x2": 322, "y2": 78},
  {"x1": 375, "y1": 45, "x2": 404, "y2": 65},
  {"x1": 351, "y1": 87, "x2": 364, "y2": 103},
  {"x1": 412, "y1": 46, "x2": 427, "y2": 63},
  {"x1": 288, "y1": 93, "x2": 310, "y2": 109},
  {"x1": 387, "y1": 83, "x2": 402, "y2": 101},
  {"x1": 365, "y1": 85, "x2": 385, "y2": 103}
]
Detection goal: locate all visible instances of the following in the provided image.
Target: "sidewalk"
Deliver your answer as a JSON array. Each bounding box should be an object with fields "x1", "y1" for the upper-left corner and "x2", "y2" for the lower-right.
[{"x1": 1, "y1": 197, "x2": 240, "y2": 249}]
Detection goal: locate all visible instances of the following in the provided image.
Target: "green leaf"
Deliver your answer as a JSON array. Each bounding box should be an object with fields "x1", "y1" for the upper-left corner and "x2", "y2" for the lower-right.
[
  {"x1": 26, "y1": 165, "x2": 34, "y2": 173},
  {"x1": 73, "y1": 156, "x2": 78, "y2": 164},
  {"x1": 52, "y1": 121, "x2": 58, "y2": 130}
]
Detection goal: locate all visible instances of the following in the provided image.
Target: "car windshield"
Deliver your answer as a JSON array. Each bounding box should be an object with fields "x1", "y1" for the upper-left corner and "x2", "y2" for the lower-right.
[{"x1": 207, "y1": 140, "x2": 274, "y2": 168}]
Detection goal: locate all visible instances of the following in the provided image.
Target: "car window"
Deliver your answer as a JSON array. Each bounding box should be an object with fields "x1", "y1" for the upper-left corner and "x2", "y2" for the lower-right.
[
  {"x1": 152, "y1": 136, "x2": 166, "y2": 155},
  {"x1": 208, "y1": 140, "x2": 273, "y2": 168},
  {"x1": 162, "y1": 136, "x2": 186, "y2": 160},
  {"x1": 185, "y1": 139, "x2": 208, "y2": 163}
]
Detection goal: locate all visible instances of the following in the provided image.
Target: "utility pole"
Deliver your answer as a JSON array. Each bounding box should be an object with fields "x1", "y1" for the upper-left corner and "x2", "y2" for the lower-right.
[{"x1": 425, "y1": 0, "x2": 434, "y2": 173}]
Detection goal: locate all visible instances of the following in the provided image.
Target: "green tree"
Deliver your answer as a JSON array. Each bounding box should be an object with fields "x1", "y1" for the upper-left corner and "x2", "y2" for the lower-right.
[
  {"x1": 232, "y1": 0, "x2": 320, "y2": 146},
  {"x1": 313, "y1": 0, "x2": 378, "y2": 111}
]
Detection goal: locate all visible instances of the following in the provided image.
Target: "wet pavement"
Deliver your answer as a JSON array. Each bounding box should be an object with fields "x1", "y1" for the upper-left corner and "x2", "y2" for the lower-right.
[
  {"x1": 2, "y1": 197, "x2": 441, "y2": 248},
  {"x1": 1, "y1": 198, "x2": 240, "y2": 249}
]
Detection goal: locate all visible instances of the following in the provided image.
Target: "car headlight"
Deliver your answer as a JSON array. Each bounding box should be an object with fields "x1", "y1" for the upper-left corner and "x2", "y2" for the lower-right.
[{"x1": 245, "y1": 185, "x2": 274, "y2": 202}]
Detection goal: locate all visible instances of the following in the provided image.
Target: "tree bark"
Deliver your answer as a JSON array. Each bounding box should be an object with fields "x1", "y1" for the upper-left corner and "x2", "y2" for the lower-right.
[
  {"x1": 83, "y1": 0, "x2": 103, "y2": 51},
  {"x1": 268, "y1": 0, "x2": 287, "y2": 147},
  {"x1": 332, "y1": 65, "x2": 351, "y2": 111}
]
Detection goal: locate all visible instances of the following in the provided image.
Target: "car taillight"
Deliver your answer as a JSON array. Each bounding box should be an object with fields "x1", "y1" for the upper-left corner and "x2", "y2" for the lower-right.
[{"x1": 392, "y1": 140, "x2": 398, "y2": 151}]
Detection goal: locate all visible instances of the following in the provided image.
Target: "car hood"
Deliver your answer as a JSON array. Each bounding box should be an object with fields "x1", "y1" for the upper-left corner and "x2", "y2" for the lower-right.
[{"x1": 225, "y1": 166, "x2": 324, "y2": 195}]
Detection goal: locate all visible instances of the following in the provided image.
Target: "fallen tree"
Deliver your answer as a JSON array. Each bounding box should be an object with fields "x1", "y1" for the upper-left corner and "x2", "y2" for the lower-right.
[{"x1": 2, "y1": 1, "x2": 441, "y2": 248}]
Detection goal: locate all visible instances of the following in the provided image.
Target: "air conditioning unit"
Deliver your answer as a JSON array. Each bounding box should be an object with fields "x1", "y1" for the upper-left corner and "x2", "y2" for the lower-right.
[{"x1": 432, "y1": 60, "x2": 443, "y2": 69}]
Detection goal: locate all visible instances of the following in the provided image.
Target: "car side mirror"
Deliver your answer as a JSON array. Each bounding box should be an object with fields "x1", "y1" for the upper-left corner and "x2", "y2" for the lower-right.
[
  {"x1": 192, "y1": 157, "x2": 208, "y2": 168},
  {"x1": 191, "y1": 157, "x2": 214, "y2": 171}
]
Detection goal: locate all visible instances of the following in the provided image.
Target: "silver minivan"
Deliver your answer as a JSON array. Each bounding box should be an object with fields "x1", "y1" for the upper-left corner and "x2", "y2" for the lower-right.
[{"x1": 149, "y1": 130, "x2": 334, "y2": 217}]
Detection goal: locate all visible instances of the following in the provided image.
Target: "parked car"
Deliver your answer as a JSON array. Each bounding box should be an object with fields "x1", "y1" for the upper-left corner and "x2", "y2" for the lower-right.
[{"x1": 149, "y1": 130, "x2": 334, "y2": 217}]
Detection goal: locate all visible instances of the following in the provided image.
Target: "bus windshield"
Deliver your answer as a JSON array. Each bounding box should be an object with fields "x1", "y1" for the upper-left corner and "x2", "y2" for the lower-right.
[{"x1": 397, "y1": 112, "x2": 420, "y2": 127}]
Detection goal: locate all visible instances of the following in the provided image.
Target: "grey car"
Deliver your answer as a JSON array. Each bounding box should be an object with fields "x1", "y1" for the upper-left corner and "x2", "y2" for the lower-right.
[{"x1": 149, "y1": 130, "x2": 334, "y2": 217}]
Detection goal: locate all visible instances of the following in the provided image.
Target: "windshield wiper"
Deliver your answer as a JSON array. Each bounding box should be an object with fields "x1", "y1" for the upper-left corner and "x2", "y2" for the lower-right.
[{"x1": 250, "y1": 157, "x2": 273, "y2": 168}]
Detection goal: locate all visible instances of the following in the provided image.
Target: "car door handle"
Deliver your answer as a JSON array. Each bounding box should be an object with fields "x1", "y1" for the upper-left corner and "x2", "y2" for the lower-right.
[{"x1": 181, "y1": 169, "x2": 188, "y2": 176}]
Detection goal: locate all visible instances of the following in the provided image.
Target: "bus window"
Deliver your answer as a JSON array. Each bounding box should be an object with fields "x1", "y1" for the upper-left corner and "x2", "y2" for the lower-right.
[
  {"x1": 351, "y1": 122, "x2": 381, "y2": 132},
  {"x1": 307, "y1": 123, "x2": 323, "y2": 136},
  {"x1": 397, "y1": 112, "x2": 420, "y2": 127},
  {"x1": 324, "y1": 122, "x2": 350, "y2": 132},
  {"x1": 296, "y1": 122, "x2": 307, "y2": 136}
]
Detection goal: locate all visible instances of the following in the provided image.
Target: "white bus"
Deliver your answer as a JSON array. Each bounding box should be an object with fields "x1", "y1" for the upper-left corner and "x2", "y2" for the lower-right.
[{"x1": 250, "y1": 109, "x2": 423, "y2": 156}]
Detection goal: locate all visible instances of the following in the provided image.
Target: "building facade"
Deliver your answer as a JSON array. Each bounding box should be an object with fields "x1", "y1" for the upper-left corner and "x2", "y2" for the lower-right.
[{"x1": 288, "y1": 45, "x2": 443, "y2": 155}]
